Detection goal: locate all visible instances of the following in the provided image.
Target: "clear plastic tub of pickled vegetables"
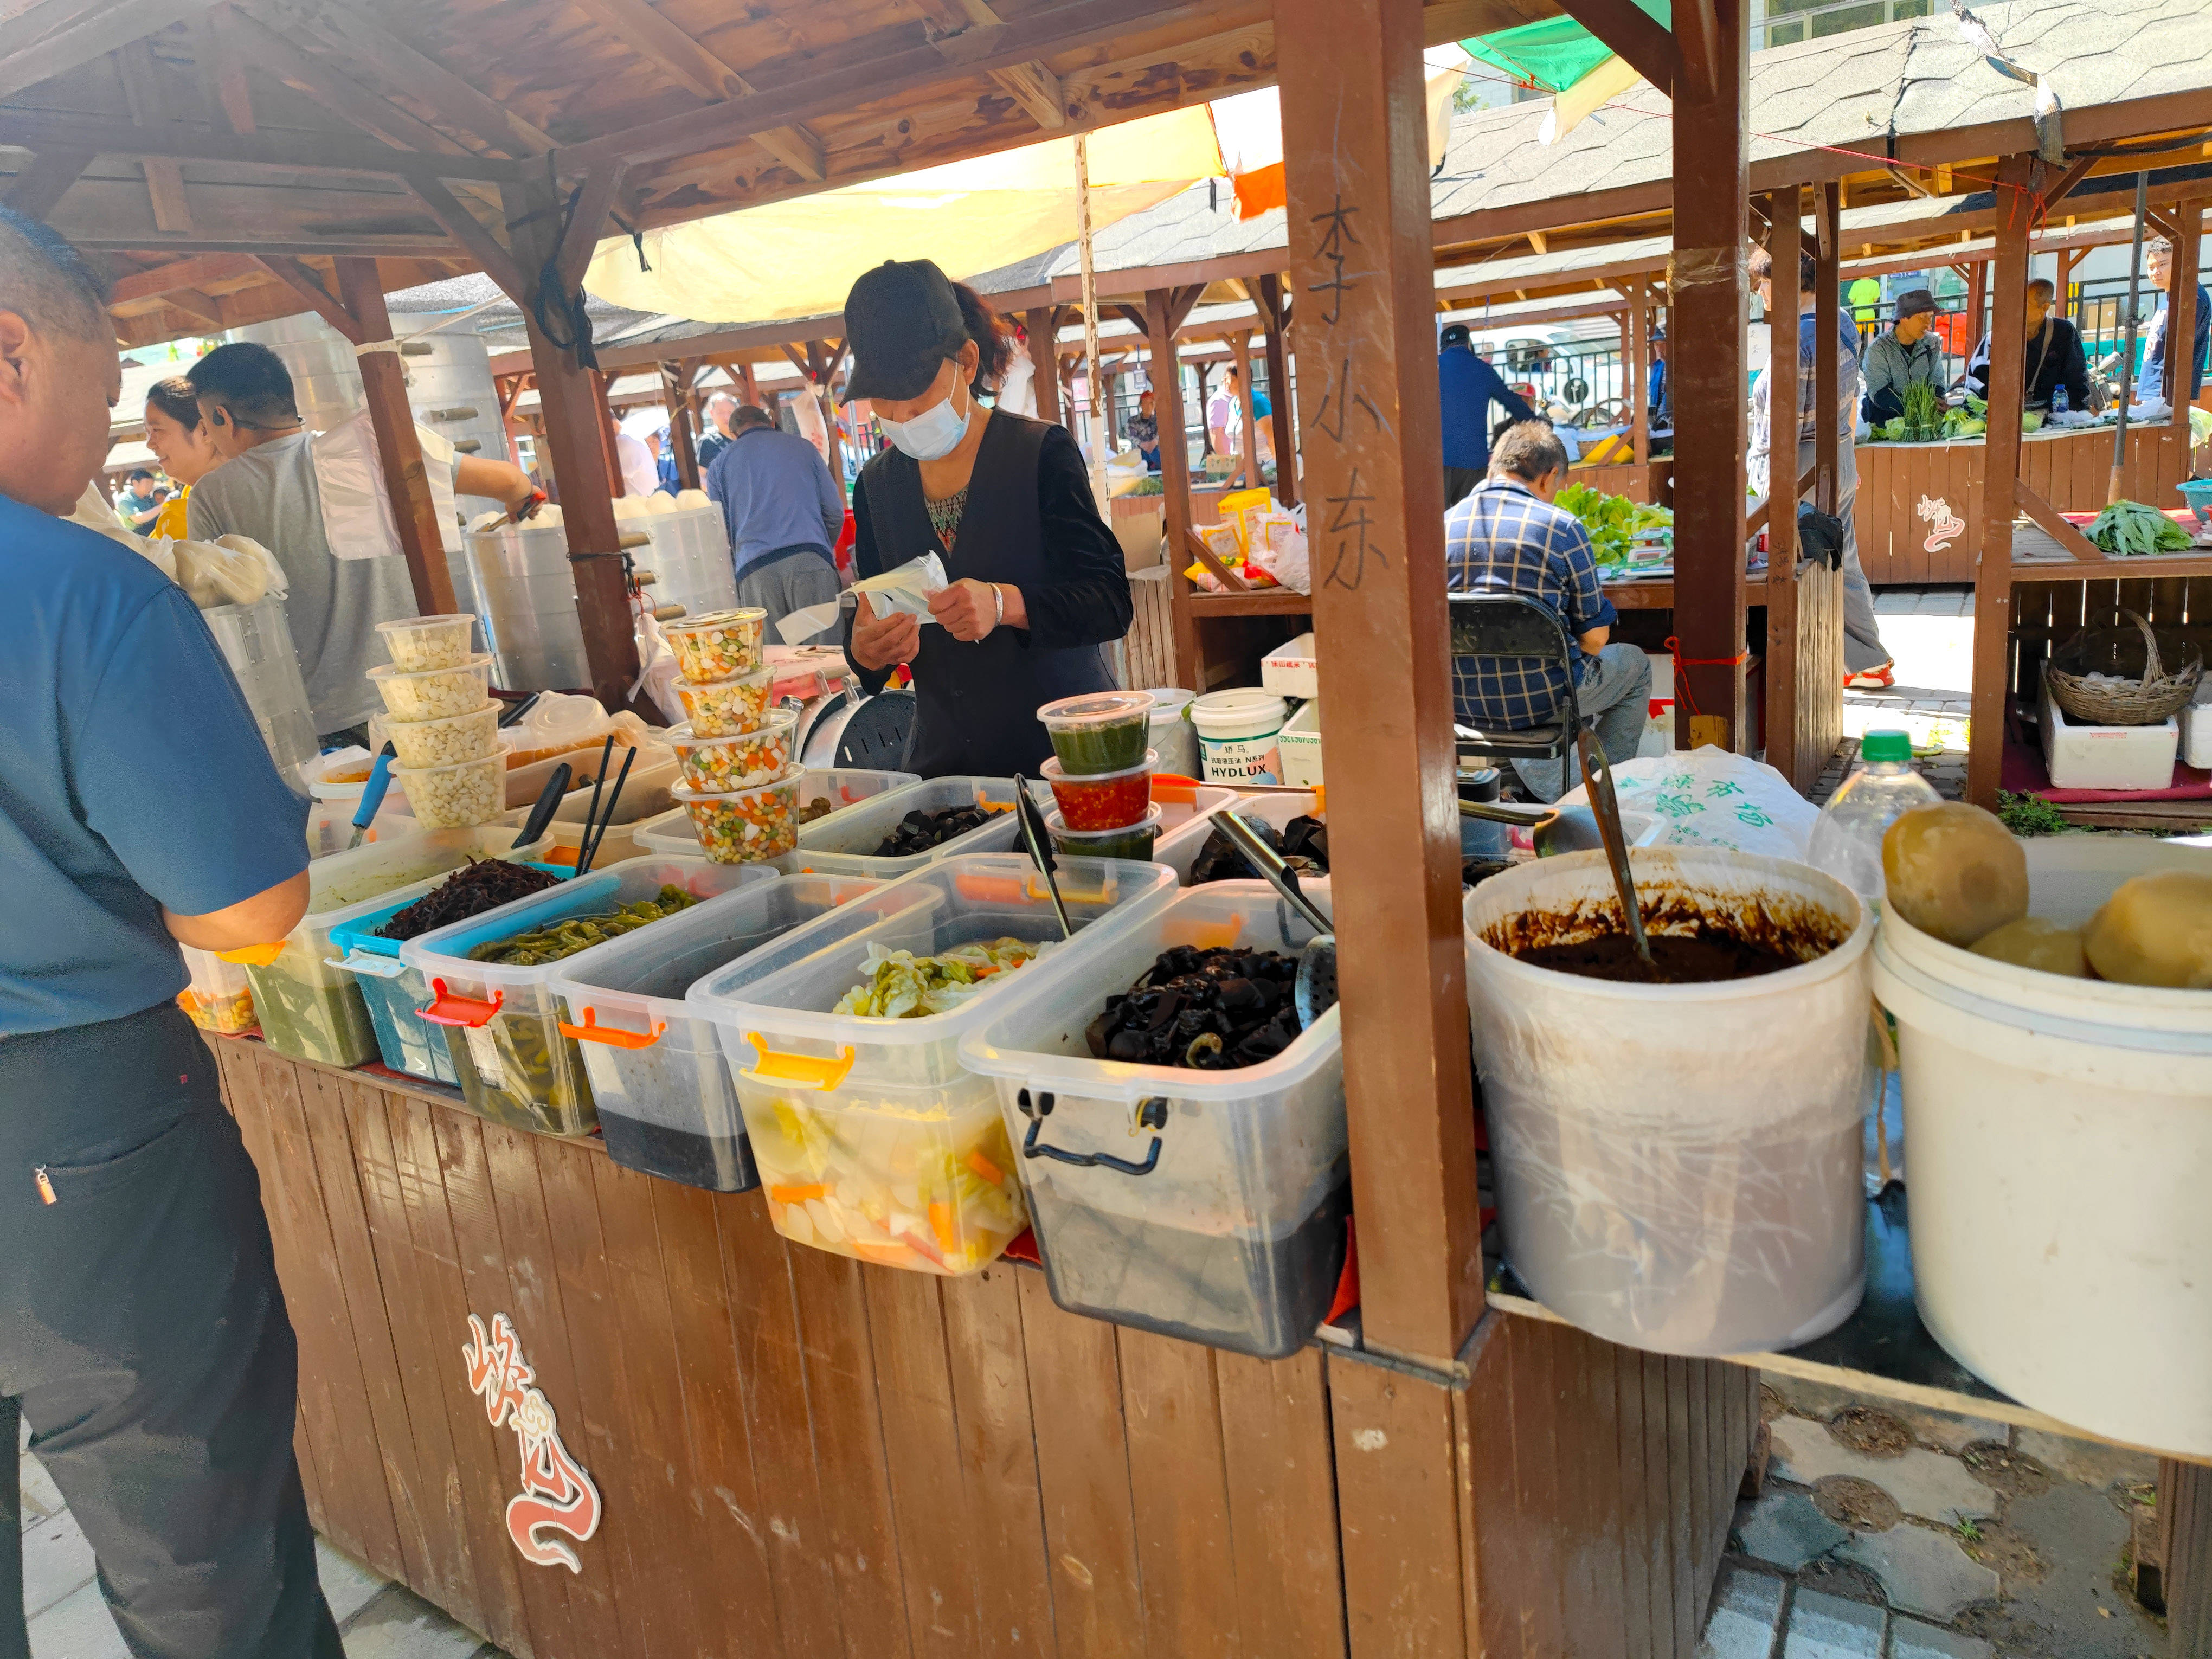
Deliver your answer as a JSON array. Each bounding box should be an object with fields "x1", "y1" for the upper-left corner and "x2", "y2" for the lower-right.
[
  {"x1": 400, "y1": 856, "x2": 777, "y2": 1137},
  {"x1": 685, "y1": 853, "x2": 1178, "y2": 1274},
  {"x1": 178, "y1": 944, "x2": 258, "y2": 1034},
  {"x1": 549, "y1": 874, "x2": 881, "y2": 1192},
  {"x1": 960, "y1": 883, "x2": 1349, "y2": 1358},
  {"x1": 224, "y1": 824, "x2": 554, "y2": 1069},
  {"x1": 777, "y1": 775, "x2": 1023, "y2": 880},
  {"x1": 633, "y1": 767, "x2": 919, "y2": 858}
]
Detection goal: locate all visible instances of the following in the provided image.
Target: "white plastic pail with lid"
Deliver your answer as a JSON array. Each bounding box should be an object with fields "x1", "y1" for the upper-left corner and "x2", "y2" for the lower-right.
[{"x1": 1192, "y1": 689, "x2": 1288, "y2": 785}]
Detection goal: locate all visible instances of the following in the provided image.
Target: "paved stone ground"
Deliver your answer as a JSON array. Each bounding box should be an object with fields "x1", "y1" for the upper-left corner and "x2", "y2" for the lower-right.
[
  {"x1": 1696, "y1": 1378, "x2": 2166, "y2": 1659},
  {"x1": 1813, "y1": 585, "x2": 1975, "y2": 805},
  {"x1": 19, "y1": 1417, "x2": 506, "y2": 1658}
]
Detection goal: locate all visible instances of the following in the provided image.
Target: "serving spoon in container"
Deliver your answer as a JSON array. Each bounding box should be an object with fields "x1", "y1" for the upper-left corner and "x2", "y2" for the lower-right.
[{"x1": 1208, "y1": 811, "x2": 1337, "y2": 1025}]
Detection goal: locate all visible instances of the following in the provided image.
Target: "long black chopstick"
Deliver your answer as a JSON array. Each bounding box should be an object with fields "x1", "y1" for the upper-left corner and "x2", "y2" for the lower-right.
[{"x1": 576, "y1": 742, "x2": 636, "y2": 877}]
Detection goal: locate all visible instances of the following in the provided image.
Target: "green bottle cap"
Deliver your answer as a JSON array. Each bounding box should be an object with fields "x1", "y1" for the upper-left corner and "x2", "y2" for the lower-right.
[{"x1": 1860, "y1": 730, "x2": 1912, "y2": 763}]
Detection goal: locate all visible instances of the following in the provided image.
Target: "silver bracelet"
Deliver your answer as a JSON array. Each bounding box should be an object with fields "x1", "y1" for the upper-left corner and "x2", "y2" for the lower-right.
[{"x1": 992, "y1": 582, "x2": 1005, "y2": 628}]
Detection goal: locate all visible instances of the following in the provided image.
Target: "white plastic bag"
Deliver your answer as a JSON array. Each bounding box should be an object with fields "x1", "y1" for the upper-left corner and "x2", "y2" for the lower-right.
[
  {"x1": 1247, "y1": 511, "x2": 1311, "y2": 594},
  {"x1": 311, "y1": 413, "x2": 460, "y2": 561},
  {"x1": 1555, "y1": 747, "x2": 1819, "y2": 861},
  {"x1": 162, "y1": 534, "x2": 287, "y2": 607},
  {"x1": 850, "y1": 551, "x2": 947, "y2": 621},
  {"x1": 629, "y1": 603, "x2": 687, "y2": 726}
]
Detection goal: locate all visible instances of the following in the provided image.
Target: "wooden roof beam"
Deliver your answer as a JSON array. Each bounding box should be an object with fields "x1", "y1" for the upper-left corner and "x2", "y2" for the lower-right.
[
  {"x1": 117, "y1": 38, "x2": 192, "y2": 234},
  {"x1": 108, "y1": 251, "x2": 260, "y2": 304},
  {"x1": 992, "y1": 59, "x2": 1068, "y2": 130},
  {"x1": 0, "y1": 0, "x2": 218, "y2": 101},
  {"x1": 563, "y1": 0, "x2": 827, "y2": 181},
  {"x1": 1551, "y1": 0, "x2": 1677, "y2": 94},
  {"x1": 0, "y1": 108, "x2": 525, "y2": 182},
  {"x1": 250, "y1": 253, "x2": 362, "y2": 340},
  {"x1": 220, "y1": 8, "x2": 483, "y2": 162},
  {"x1": 252, "y1": 0, "x2": 555, "y2": 158},
  {"x1": 407, "y1": 175, "x2": 527, "y2": 300},
  {"x1": 3, "y1": 147, "x2": 92, "y2": 218}
]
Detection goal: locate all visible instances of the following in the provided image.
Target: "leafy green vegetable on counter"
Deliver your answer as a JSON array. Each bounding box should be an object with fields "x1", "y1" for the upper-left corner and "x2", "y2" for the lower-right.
[
  {"x1": 1555, "y1": 482, "x2": 1674, "y2": 567},
  {"x1": 467, "y1": 885, "x2": 702, "y2": 965},
  {"x1": 1996, "y1": 791, "x2": 2075, "y2": 838},
  {"x1": 2086, "y1": 500, "x2": 2194, "y2": 556}
]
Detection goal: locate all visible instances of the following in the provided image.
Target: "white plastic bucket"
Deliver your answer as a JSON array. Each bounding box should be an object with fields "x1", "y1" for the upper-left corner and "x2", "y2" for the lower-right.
[
  {"x1": 1192, "y1": 689, "x2": 1287, "y2": 786},
  {"x1": 1870, "y1": 837, "x2": 2212, "y2": 1456},
  {"x1": 1143, "y1": 687, "x2": 1199, "y2": 778},
  {"x1": 1464, "y1": 848, "x2": 1873, "y2": 1356}
]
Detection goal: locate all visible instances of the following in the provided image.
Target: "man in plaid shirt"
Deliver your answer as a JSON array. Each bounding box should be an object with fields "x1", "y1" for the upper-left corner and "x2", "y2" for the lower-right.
[{"x1": 1448, "y1": 422, "x2": 1653, "y2": 801}]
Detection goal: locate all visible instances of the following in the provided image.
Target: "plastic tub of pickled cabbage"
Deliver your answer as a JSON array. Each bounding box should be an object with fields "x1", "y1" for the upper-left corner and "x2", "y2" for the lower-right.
[
  {"x1": 1870, "y1": 836, "x2": 2212, "y2": 1457},
  {"x1": 1463, "y1": 847, "x2": 1871, "y2": 1357}
]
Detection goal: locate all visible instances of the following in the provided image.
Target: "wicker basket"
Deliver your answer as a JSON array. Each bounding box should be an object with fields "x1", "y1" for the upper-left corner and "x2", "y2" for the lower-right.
[{"x1": 2046, "y1": 609, "x2": 2203, "y2": 726}]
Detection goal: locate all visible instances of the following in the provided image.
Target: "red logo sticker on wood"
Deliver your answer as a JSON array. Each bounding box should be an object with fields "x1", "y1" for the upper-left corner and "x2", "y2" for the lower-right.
[
  {"x1": 463, "y1": 1312, "x2": 602, "y2": 1572},
  {"x1": 1916, "y1": 494, "x2": 1966, "y2": 552}
]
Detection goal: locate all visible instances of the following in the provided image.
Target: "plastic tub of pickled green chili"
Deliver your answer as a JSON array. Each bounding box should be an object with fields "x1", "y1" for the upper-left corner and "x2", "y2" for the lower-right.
[
  {"x1": 1038, "y1": 691, "x2": 1155, "y2": 775},
  {"x1": 1045, "y1": 803, "x2": 1163, "y2": 862},
  {"x1": 399, "y1": 856, "x2": 778, "y2": 1136}
]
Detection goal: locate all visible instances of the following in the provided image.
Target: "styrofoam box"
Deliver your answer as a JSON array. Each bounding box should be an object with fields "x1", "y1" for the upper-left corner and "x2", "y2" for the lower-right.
[
  {"x1": 1261, "y1": 632, "x2": 1317, "y2": 702},
  {"x1": 2039, "y1": 670, "x2": 2179, "y2": 791},
  {"x1": 1278, "y1": 699, "x2": 1323, "y2": 787},
  {"x1": 2184, "y1": 684, "x2": 2212, "y2": 770}
]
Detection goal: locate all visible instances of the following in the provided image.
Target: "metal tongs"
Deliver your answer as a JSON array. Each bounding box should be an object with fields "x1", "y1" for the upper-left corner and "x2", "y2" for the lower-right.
[
  {"x1": 1208, "y1": 811, "x2": 1338, "y2": 1025},
  {"x1": 1011, "y1": 775, "x2": 1072, "y2": 940}
]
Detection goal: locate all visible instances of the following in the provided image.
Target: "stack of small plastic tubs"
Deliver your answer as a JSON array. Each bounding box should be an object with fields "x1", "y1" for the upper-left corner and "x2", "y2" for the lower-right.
[
  {"x1": 662, "y1": 610, "x2": 806, "y2": 864},
  {"x1": 400, "y1": 856, "x2": 776, "y2": 1136},
  {"x1": 687, "y1": 853, "x2": 1178, "y2": 1275},
  {"x1": 1038, "y1": 691, "x2": 1162, "y2": 860},
  {"x1": 367, "y1": 614, "x2": 504, "y2": 829},
  {"x1": 226, "y1": 824, "x2": 551, "y2": 1068},
  {"x1": 961, "y1": 883, "x2": 1349, "y2": 1356},
  {"x1": 550, "y1": 873, "x2": 883, "y2": 1191}
]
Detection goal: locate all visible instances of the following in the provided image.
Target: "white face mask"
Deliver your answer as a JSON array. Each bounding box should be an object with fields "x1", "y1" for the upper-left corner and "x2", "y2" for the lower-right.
[{"x1": 879, "y1": 374, "x2": 972, "y2": 461}]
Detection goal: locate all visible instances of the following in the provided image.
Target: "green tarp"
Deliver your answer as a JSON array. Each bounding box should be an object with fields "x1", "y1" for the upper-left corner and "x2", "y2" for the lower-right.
[{"x1": 1462, "y1": 1, "x2": 1671, "y2": 94}]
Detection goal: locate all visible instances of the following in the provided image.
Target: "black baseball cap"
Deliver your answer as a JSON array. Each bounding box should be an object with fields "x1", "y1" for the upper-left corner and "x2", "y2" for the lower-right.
[
  {"x1": 841, "y1": 259, "x2": 970, "y2": 403},
  {"x1": 1894, "y1": 287, "x2": 1938, "y2": 320}
]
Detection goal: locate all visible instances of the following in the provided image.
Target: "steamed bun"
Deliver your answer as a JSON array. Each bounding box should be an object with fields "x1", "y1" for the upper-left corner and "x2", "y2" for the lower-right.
[
  {"x1": 1881, "y1": 803, "x2": 2029, "y2": 947},
  {"x1": 2082, "y1": 870, "x2": 2212, "y2": 988},
  {"x1": 1967, "y1": 917, "x2": 2087, "y2": 977}
]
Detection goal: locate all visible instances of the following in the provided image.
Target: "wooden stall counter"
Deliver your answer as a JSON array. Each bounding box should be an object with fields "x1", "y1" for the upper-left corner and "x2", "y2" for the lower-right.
[
  {"x1": 1858, "y1": 422, "x2": 2191, "y2": 586},
  {"x1": 207, "y1": 1032, "x2": 1760, "y2": 1659}
]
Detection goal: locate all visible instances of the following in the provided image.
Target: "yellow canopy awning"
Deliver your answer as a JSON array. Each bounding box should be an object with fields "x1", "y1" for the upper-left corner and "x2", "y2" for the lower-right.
[{"x1": 585, "y1": 107, "x2": 1224, "y2": 325}]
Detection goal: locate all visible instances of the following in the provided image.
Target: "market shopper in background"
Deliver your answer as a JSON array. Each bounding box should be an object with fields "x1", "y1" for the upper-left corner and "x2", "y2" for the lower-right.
[
  {"x1": 704, "y1": 401, "x2": 845, "y2": 645},
  {"x1": 1647, "y1": 328, "x2": 1670, "y2": 428},
  {"x1": 1750, "y1": 245, "x2": 1893, "y2": 690},
  {"x1": 1445, "y1": 420, "x2": 1650, "y2": 802},
  {"x1": 1861, "y1": 287, "x2": 1944, "y2": 423},
  {"x1": 615, "y1": 409, "x2": 665, "y2": 498},
  {"x1": 1962, "y1": 276, "x2": 2093, "y2": 414},
  {"x1": 2143, "y1": 237, "x2": 2210, "y2": 403},
  {"x1": 1438, "y1": 322, "x2": 1537, "y2": 509},
  {"x1": 0, "y1": 205, "x2": 342, "y2": 1659},
  {"x1": 696, "y1": 390, "x2": 740, "y2": 471},
  {"x1": 1125, "y1": 386, "x2": 1161, "y2": 470},
  {"x1": 141, "y1": 375, "x2": 220, "y2": 538},
  {"x1": 186, "y1": 342, "x2": 541, "y2": 746},
  {"x1": 840, "y1": 258, "x2": 1130, "y2": 776},
  {"x1": 113, "y1": 465, "x2": 165, "y2": 532}
]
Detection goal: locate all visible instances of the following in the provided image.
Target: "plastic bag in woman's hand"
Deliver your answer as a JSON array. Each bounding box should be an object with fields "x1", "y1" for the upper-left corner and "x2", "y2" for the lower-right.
[{"x1": 850, "y1": 551, "x2": 948, "y2": 621}]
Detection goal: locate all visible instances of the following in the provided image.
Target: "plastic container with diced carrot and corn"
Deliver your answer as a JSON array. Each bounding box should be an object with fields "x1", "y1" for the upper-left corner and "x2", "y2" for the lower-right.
[
  {"x1": 671, "y1": 767, "x2": 802, "y2": 863},
  {"x1": 685, "y1": 853, "x2": 1178, "y2": 1274},
  {"x1": 665, "y1": 609, "x2": 768, "y2": 685},
  {"x1": 674, "y1": 666, "x2": 774, "y2": 737},
  {"x1": 667, "y1": 711, "x2": 796, "y2": 792}
]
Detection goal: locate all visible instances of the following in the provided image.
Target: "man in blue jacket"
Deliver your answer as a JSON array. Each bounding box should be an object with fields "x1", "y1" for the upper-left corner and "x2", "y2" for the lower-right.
[
  {"x1": 0, "y1": 207, "x2": 339, "y2": 1658},
  {"x1": 2144, "y1": 237, "x2": 2209, "y2": 404},
  {"x1": 1439, "y1": 323, "x2": 1537, "y2": 507}
]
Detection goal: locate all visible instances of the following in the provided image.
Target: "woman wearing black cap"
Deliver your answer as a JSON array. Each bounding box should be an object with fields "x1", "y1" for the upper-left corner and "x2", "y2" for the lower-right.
[{"x1": 841, "y1": 259, "x2": 1131, "y2": 777}]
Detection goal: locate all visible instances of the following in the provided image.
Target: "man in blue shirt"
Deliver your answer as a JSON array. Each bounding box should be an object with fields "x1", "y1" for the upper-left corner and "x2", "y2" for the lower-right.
[
  {"x1": 1447, "y1": 422, "x2": 1652, "y2": 801},
  {"x1": 2144, "y1": 237, "x2": 2209, "y2": 403},
  {"x1": 704, "y1": 401, "x2": 846, "y2": 644},
  {"x1": 1438, "y1": 323, "x2": 1538, "y2": 508},
  {"x1": 0, "y1": 208, "x2": 340, "y2": 1658}
]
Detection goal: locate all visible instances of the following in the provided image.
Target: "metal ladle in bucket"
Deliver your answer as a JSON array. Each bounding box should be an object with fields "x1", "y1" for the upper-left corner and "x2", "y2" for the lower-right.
[
  {"x1": 1207, "y1": 811, "x2": 1336, "y2": 1024},
  {"x1": 1573, "y1": 729, "x2": 1657, "y2": 972}
]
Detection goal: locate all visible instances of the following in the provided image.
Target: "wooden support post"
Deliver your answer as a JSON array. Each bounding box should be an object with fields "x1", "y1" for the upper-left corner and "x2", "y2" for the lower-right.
[
  {"x1": 1761, "y1": 191, "x2": 1804, "y2": 787},
  {"x1": 1628, "y1": 284, "x2": 1651, "y2": 466},
  {"x1": 593, "y1": 370, "x2": 627, "y2": 498},
  {"x1": 504, "y1": 179, "x2": 640, "y2": 709},
  {"x1": 2165, "y1": 203, "x2": 2201, "y2": 421},
  {"x1": 333, "y1": 257, "x2": 455, "y2": 616},
  {"x1": 2164, "y1": 1458, "x2": 2212, "y2": 1659},
  {"x1": 1668, "y1": 0, "x2": 1751, "y2": 750},
  {"x1": 1257, "y1": 273, "x2": 1298, "y2": 506},
  {"x1": 1967, "y1": 155, "x2": 2037, "y2": 808},
  {"x1": 805, "y1": 341, "x2": 845, "y2": 490},
  {"x1": 1235, "y1": 331, "x2": 1261, "y2": 491},
  {"x1": 1025, "y1": 306, "x2": 1063, "y2": 427},
  {"x1": 1815, "y1": 181, "x2": 1841, "y2": 516},
  {"x1": 1280, "y1": 0, "x2": 1482, "y2": 1366},
  {"x1": 1146, "y1": 287, "x2": 1200, "y2": 690},
  {"x1": 660, "y1": 361, "x2": 702, "y2": 491}
]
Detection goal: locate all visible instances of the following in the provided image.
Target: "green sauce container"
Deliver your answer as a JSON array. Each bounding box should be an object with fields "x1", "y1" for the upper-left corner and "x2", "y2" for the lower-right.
[{"x1": 1039, "y1": 690, "x2": 1155, "y2": 775}]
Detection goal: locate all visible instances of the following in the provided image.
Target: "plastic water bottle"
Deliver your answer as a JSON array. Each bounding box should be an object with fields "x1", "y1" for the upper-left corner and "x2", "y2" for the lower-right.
[
  {"x1": 1804, "y1": 730, "x2": 1942, "y2": 903},
  {"x1": 2053, "y1": 385, "x2": 2068, "y2": 416}
]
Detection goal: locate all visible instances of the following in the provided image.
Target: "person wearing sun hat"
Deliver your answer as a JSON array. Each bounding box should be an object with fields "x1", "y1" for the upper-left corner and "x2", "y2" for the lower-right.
[
  {"x1": 1862, "y1": 286, "x2": 1944, "y2": 425},
  {"x1": 840, "y1": 258, "x2": 1132, "y2": 777}
]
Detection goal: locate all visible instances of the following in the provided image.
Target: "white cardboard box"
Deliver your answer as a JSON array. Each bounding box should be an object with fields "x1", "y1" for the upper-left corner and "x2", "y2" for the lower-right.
[
  {"x1": 2039, "y1": 670, "x2": 2179, "y2": 790},
  {"x1": 2182, "y1": 686, "x2": 2212, "y2": 770},
  {"x1": 1262, "y1": 632, "x2": 1318, "y2": 702},
  {"x1": 1278, "y1": 699, "x2": 1324, "y2": 787}
]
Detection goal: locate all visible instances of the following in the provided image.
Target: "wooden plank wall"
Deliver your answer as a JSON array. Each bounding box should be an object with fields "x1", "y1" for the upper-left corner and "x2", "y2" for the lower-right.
[
  {"x1": 2005, "y1": 575, "x2": 2206, "y2": 702},
  {"x1": 1857, "y1": 426, "x2": 2190, "y2": 586},
  {"x1": 1568, "y1": 460, "x2": 1673, "y2": 507},
  {"x1": 211, "y1": 1039, "x2": 1752, "y2": 1659},
  {"x1": 2165, "y1": 1458, "x2": 2212, "y2": 1659}
]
